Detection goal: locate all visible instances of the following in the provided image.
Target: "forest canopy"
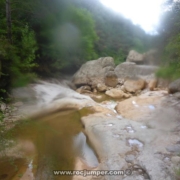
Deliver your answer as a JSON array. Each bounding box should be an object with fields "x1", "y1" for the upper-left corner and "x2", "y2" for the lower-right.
[{"x1": 0, "y1": 0, "x2": 179, "y2": 95}]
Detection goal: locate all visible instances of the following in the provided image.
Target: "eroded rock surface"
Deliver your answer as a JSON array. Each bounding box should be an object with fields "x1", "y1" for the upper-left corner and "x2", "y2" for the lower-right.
[
  {"x1": 5, "y1": 77, "x2": 180, "y2": 180},
  {"x1": 73, "y1": 57, "x2": 115, "y2": 86},
  {"x1": 124, "y1": 78, "x2": 146, "y2": 93},
  {"x1": 115, "y1": 62, "x2": 159, "y2": 79},
  {"x1": 82, "y1": 90, "x2": 180, "y2": 180}
]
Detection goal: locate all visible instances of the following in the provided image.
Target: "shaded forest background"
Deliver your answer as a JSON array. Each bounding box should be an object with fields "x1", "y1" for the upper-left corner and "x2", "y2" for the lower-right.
[{"x1": 0, "y1": 0, "x2": 179, "y2": 97}]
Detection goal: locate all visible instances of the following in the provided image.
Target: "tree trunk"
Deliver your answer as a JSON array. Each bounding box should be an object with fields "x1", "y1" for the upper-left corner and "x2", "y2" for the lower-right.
[{"x1": 6, "y1": 0, "x2": 12, "y2": 43}]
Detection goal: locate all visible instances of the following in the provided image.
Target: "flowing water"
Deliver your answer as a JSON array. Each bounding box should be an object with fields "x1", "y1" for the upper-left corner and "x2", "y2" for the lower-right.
[{"x1": 0, "y1": 80, "x2": 99, "y2": 180}]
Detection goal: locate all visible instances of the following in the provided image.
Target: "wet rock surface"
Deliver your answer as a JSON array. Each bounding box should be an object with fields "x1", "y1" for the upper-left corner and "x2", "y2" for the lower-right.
[
  {"x1": 81, "y1": 90, "x2": 180, "y2": 180},
  {"x1": 2, "y1": 77, "x2": 180, "y2": 180}
]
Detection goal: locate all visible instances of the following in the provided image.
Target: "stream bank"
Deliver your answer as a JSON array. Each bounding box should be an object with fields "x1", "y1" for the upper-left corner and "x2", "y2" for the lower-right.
[
  {"x1": 1, "y1": 79, "x2": 180, "y2": 180},
  {"x1": 0, "y1": 57, "x2": 180, "y2": 180}
]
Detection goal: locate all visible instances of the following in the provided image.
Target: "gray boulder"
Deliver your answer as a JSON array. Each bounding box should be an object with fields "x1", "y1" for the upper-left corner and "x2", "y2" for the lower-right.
[
  {"x1": 126, "y1": 50, "x2": 145, "y2": 64},
  {"x1": 115, "y1": 62, "x2": 159, "y2": 79},
  {"x1": 168, "y1": 78, "x2": 180, "y2": 94},
  {"x1": 126, "y1": 49, "x2": 159, "y2": 65},
  {"x1": 72, "y1": 57, "x2": 115, "y2": 86}
]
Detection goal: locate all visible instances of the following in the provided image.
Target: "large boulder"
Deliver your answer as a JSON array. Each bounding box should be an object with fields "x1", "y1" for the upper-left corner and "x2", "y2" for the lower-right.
[
  {"x1": 72, "y1": 57, "x2": 115, "y2": 86},
  {"x1": 124, "y1": 78, "x2": 146, "y2": 93},
  {"x1": 126, "y1": 50, "x2": 145, "y2": 64},
  {"x1": 115, "y1": 62, "x2": 159, "y2": 79},
  {"x1": 168, "y1": 79, "x2": 180, "y2": 94},
  {"x1": 126, "y1": 49, "x2": 159, "y2": 65},
  {"x1": 104, "y1": 71, "x2": 118, "y2": 87},
  {"x1": 105, "y1": 89, "x2": 130, "y2": 99}
]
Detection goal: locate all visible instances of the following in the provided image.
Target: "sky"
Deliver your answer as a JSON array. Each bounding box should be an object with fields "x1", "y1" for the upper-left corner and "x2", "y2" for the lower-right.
[{"x1": 99, "y1": 0, "x2": 165, "y2": 34}]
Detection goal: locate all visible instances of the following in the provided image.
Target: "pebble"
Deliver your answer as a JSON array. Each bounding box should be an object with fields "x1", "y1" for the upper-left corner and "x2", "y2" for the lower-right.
[
  {"x1": 148, "y1": 105, "x2": 155, "y2": 110},
  {"x1": 128, "y1": 139, "x2": 144, "y2": 148},
  {"x1": 163, "y1": 157, "x2": 170, "y2": 162},
  {"x1": 166, "y1": 144, "x2": 180, "y2": 153},
  {"x1": 125, "y1": 154, "x2": 135, "y2": 163},
  {"x1": 106, "y1": 123, "x2": 114, "y2": 127},
  {"x1": 129, "y1": 129, "x2": 135, "y2": 133},
  {"x1": 113, "y1": 134, "x2": 120, "y2": 138},
  {"x1": 116, "y1": 115, "x2": 122, "y2": 119},
  {"x1": 141, "y1": 125, "x2": 147, "y2": 129}
]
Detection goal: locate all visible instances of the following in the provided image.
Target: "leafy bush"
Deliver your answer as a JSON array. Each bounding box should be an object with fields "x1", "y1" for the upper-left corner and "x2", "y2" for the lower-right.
[{"x1": 156, "y1": 63, "x2": 180, "y2": 80}]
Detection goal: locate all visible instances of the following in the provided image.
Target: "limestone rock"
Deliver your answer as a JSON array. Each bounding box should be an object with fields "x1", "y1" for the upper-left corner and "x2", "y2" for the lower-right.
[
  {"x1": 125, "y1": 154, "x2": 135, "y2": 163},
  {"x1": 105, "y1": 89, "x2": 130, "y2": 99},
  {"x1": 115, "y1": 62, "x2": 159, "y2": 79},
  {"x1": 96, "y1": 83, "x2": 107, "y2": 92},
  {"x1": 115, "y1": 91, "x2": 165, "y2": 120},
  {"x1": 126, "y1": 50, "x2": 145, "y2": 64},
  {"x1": 104, "y1": 71, "x2": 118, "y2": 87},
  {"x1": 166, "y1": 144, "x2": 180, "y2": 153},
  {"x1": 124, "y1": 79, "x2": 146, "y2": 93},
  {"x1": 148, "y1": 79, "x2": 158, "y2": 91},
  {"x1": 73, "y1": 57, "x2": 115, "y2": 86},
  {"x1": 168, "y1": 78, "x2": 180, "y2": 94},
  {"x1": 76, "y1": 86, "x2": 91, "y2": 94}
]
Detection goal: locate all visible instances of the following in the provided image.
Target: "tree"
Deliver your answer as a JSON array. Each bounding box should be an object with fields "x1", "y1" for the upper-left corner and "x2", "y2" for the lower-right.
[
  {"x1": 156, "y1": 0, "x2": 180, "y2": 79},
  {"x1": 0, "y1": 0, "x2": 38, "y2": 92}
]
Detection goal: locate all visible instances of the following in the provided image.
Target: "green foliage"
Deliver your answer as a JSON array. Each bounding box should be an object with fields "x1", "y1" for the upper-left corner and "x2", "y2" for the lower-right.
[
  {"x1": 0, "y1": 0, "x2": 152, "y2": 91},
  {"x1": 165, "y1": 33, "x2": 180, "y2": 63},
  {"x1": 20, "y1": 25, "x2": 37, "y2": 68},
  {"x1": 132, "y1": 37, "x2": 146, "y2": 53},
  {"x1": 114, "y1": 49, "x2": 126, "y2": 65},
  {"x1": 3, "y1": 25, "x2": 38, "y2": 87},
  {"x1": 156, "y1": 1, "x2": 180, "y2": 80},
  {"x1": 156, "y1": 33, "x2": 180, "y2": 80},
  {"x1": 10, "y1": 25, "x2": 37, "y2": 87},
  {"x1": 51, "y1": 5, "x2": 98, "y2": 70},
  {"x1": 156, "y1": 63, "x2": 180, "y2": 80},
  {"x1": 80, "y1": 0, "x2": 149, "y2": 63},
  {"x1": 174, "y1": 167, "x2": 180, "y2": 178}
]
